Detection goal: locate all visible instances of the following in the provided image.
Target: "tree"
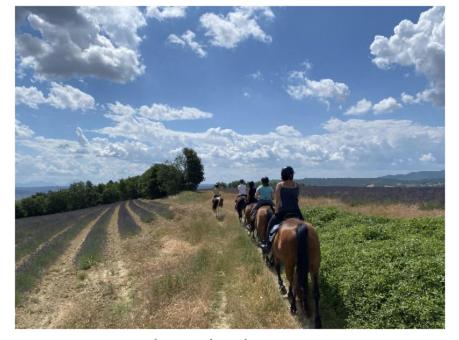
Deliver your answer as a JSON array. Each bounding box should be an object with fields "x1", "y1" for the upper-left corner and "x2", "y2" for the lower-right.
[
  {"x1": 21, "y1": 194, "x2": 47, "y2": 216},
  {"x1": 156, "y1": 164, "x2": 184, "y2": 195},
  {"x1": 141, "y1": 164, "x2": 167, "y2": 198},
  {"x1": 15, "y1": 201, "x2": 26, "y2": 218},
  {"x1": 175, "y1": 148, "x2": 204, "y2": 190},
  {"x1": 102, "y1": 186, "x2": 120, "y2": 204},
  {"x1": 46, "y1": 190, "x2": 69, "y2": 214}
]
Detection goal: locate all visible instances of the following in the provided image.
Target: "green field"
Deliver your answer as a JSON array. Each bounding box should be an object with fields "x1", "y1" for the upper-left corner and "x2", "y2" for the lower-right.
[{"x1": 304, "y1": 206, "x2": 444, "y2": 328}]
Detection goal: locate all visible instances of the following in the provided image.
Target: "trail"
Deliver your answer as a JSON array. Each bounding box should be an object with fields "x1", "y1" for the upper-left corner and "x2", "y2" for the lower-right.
[
  {"x1": 15, "y1": 208, "x2": 108, "y2": 328},
  {"x1": 218, "y1": 196, "x2": 312, "y2": 329}
]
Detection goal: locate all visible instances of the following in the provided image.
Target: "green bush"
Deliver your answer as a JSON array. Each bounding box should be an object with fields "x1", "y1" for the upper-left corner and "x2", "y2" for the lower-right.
[{"x1": 303, "y1": 206, "x2": 445, "y2": 328}]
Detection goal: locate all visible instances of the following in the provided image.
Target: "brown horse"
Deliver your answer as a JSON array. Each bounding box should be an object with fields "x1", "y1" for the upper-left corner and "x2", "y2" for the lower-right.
[
  {"x1": 255, "y1": 205, "x2": 273, "y2": 243},
  {"x1": 244, "y1": 202, "x2": 257, "y2": 233},
  {"x1": 271, "y1": 218, "x2": 322, "y2": 328}
]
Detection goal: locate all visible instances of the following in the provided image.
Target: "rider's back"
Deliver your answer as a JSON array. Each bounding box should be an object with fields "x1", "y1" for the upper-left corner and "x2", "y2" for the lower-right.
[
  {"x1": 237, "y1": 183, "x2": 247, "y2": 195},
  {"x1": 278, "y1": 183, "x2": 300, "y2": 214}
]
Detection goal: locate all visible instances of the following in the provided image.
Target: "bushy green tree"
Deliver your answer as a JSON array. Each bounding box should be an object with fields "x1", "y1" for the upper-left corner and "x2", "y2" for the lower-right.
[
  {"x1": 15, "y1": 201, "x2": 26, "y2": 218},
  {"x1": 140, "y1": 164, "x2": 167, "y2": 198},
  {"x1": 157, "y1": 163, "x2": 184, "y2": 195},
  {"x1": 174, "y1": 148, "x2": 204, "y2": 190},
  {"x1": 46, "y1": 190, "x2": 69, "y2": 214},
  {"x1": 21, "y1": 193, "x2": 47, "y2": 216}
]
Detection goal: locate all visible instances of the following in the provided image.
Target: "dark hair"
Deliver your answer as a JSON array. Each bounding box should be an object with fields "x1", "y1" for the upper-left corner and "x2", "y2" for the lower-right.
[
  {"x1": 239, "y1": 179, "x2": 245, "y2": 184},
  {"x1": 248, "y1": 181, "x2": 255, "y2": 188},
  {"x1": 261, "y1": 177, "x2": 269, "y2": 186},
  {"x1": 214, "y1": 184, "x2": 219, "y2": 188},
  {"x1": 281, "y1": 166, "x2": 294, "y2": 181}
]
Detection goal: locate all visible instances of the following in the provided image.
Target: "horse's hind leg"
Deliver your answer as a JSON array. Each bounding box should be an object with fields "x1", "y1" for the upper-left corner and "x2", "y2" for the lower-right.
[
  {"x1": 285, "y1": 262, "x2": 297, "y2": 314},
  {"x1": 275, "y1": 262, "x2": 287, "y2": 295},
  {"x1": 312, "y1": 271, "x2": 322, "y2": 329}
]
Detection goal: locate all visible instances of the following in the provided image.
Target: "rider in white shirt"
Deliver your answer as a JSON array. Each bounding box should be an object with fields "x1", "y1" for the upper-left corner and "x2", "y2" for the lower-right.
[{"x1": 237, "y1": 180, "x2": 247, "y2": 196}]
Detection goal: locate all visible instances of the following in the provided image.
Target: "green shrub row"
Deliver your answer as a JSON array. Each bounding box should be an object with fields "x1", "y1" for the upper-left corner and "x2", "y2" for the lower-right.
[{"x1": 303, "y1": 206, "x2": 445, "y2": 328}]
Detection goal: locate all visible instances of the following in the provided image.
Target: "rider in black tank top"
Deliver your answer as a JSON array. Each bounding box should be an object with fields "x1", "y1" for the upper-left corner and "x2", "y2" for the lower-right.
[{"x1": 260, "y1": 166, "x2": 304, "y2": 253}]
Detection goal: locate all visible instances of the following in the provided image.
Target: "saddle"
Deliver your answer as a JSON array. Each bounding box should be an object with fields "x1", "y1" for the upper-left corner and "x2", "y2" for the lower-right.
[{"x1": 268, "y1": 212, "x2": 303, "y2": 243}]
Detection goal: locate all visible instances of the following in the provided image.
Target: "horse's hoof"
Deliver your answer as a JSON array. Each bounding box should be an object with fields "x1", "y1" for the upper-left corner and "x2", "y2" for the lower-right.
[{"x1": 280, "y1": 286, "x2": 287, "y2": 295}]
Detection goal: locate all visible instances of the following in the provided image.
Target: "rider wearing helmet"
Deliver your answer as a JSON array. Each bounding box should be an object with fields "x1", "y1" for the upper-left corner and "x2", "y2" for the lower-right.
[
  {"x1": 260, "y1": 166, "x2": 304, "y2": 253},
  {"x1": 250, "y1": 177, "x2": 274, "y2": 220}
]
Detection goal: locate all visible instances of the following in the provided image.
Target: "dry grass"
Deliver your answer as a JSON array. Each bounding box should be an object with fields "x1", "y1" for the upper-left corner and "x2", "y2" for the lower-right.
[{"x1": 299, "y1": 197, "x2": 444, "y2": 219}]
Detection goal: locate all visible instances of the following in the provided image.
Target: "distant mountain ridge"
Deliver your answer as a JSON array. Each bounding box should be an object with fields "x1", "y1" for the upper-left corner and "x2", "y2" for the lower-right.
[
  {"x1": 297, "y1": 170, "x2": 444, "y2": 187},
  {"x1": 16, "y1": 186, "x2": 67, "y2": 200},
  {"x1": 379, "y1": 170, "x2": 445, "y2": 181}
]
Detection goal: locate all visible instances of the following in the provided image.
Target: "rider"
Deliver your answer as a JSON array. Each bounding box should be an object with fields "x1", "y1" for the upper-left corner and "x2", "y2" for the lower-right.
[
  {"x1": 213, "y1": 184, "x2": 221, "y2": 198},
  {"x1": 212, "y1": 184, "x2": 222, "y2": 209},
  {"x1": 250, "y1": 176, "x2": 274, "y2": 221},
  {"x1": 247, "y1": 181, "x2": 258, "y2": 204},
  {"x1": 235, "y1": 179, "x2": 247, "y2": 202},
  {"x1": 260, "y1": 166, "x2": 304, "y2": 253}
]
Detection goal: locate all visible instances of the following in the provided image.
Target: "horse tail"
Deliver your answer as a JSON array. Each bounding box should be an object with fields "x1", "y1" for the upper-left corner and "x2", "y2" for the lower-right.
[{"x1": 296, "y1": 223, "x2": 309, "y2": 297}]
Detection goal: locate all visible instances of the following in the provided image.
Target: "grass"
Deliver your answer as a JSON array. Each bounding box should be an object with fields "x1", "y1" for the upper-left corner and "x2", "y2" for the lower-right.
[
  {"x1": 136, "y1": 199, "x2": 174, "y2": 220},
  {"x1": 128, "y1": 200, "x2": 155, "y2": 223},
  {"x1": 117, "y1": 202, "x2": 141, "y2": 238},
  {"x1": 75, "y1": 205, "x2": 116, "y2": 270},
  {"x1": 139, "y1": 196, "x2": 297, "y2": 328},
  {"x1": 303, "y1": 206, "x2": 445, "y2": 328},
  {"x1": 15, "y1": 207, "x2": 104, "y2": 305}
]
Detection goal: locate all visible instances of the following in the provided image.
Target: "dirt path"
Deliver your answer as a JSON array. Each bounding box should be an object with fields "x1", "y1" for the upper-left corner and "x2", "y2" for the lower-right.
[{"x1": 15, "y1": 208, "x2": 108, "y2": 328}]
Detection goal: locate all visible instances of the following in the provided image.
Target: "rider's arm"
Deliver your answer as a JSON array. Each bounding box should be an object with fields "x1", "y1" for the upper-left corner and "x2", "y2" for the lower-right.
[{"x1": 274, "y1": 182, "x2": 282, "y2": 213}]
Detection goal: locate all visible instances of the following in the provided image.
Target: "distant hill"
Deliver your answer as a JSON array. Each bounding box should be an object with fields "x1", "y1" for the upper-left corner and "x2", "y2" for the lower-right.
[
  {"x1": 379, "y1": 170, "x2": 445, "y2": 181},
  {"x1": 16, "y1": 186, "x2": 67, "y2": 200},
  {"x1": 297, "y1": 170, "x2": 444, "y2": 187}
]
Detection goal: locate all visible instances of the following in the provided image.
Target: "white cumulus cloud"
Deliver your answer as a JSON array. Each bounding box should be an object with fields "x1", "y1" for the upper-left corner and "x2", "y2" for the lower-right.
[
  {"x1": 200, "y1": 7, "x2": 274, "y2": 49},
  {"x1": 15, "y1": 83, "x2": 95, "y2": 111},
  {"x1": 146, "y1": 6, "x2": 187, "y2": 21},
  {"x1": 372, "y1": 97, "x2": 402, "y2": 114},
  {"x1": 15, "y1": 7, "x2": 146, "y2": 83},
  {"x1": 286, "y1": 70, "x2": 350, "y2": 107},
  {"x1": 370, "y1": 6, "x2": 444, "y2": 106},
  {"x1": 15, "y1": 119, "x2": 34, "y2": 138},
  {"x1": 15, "y1": 86, "x2": 47, "y2": 109},
  {"x1": 345, "y1": 98, "x2": 373, "y2": 116},
  {"x1": 419, "y1": 153, "x2": 436, "y2": 162},
  {"x1": 167, "y1": 30, "x2": 207, "y2": 58}
]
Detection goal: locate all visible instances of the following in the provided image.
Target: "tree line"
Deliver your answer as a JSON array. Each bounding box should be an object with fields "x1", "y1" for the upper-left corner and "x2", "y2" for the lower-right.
[{"x1": 16, "y1": 148, "x2": 205, "y2": 218}]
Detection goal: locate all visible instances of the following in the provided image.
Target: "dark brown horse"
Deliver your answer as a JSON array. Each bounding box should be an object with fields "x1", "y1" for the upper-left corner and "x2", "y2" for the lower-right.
[
  {"x1": 235, "y1": 195, "x2": 247, "y2": 224},
  {"x1": 271, "y1": 218, "x2": 322, "y2": 328}
]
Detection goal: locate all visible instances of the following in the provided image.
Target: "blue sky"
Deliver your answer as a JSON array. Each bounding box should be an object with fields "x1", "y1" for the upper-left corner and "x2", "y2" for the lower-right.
[{"x1": 15, "y1": 6, "x2": 445, "y2": 185}]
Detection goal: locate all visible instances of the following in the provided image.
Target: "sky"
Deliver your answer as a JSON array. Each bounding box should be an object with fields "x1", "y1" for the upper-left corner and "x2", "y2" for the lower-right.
[{"x1": 14, "y1": 6, "x2": 445, "y2": 186}]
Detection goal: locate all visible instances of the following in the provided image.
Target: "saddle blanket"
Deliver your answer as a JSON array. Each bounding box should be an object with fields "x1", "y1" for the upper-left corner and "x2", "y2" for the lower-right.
[{"x1": 269, "y1": 224, "x2": 281, "y2": 243}]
